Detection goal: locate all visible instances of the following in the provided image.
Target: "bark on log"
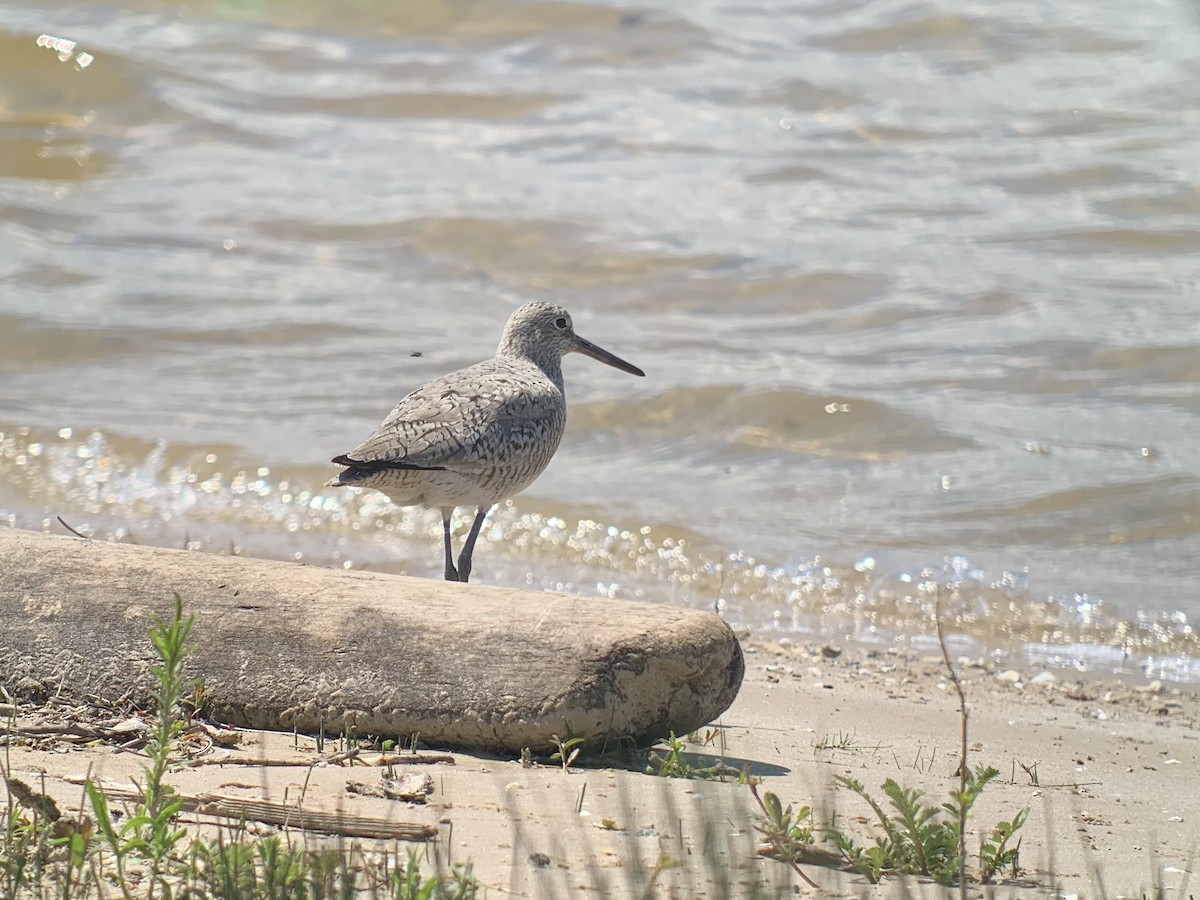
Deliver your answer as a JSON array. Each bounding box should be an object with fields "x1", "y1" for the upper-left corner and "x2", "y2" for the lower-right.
[{"x1": 0, "y1": 529, "x2": 743, "y2": 753}]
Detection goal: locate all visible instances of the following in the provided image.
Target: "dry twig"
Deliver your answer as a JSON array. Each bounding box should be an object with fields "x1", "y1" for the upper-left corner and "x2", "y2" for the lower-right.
[
  {"x1": 65, "y1": 777, "x2": 437, "y2": 842},
  {"x1": 935, "y1": 586, "x2": 969, "y2": 900}
]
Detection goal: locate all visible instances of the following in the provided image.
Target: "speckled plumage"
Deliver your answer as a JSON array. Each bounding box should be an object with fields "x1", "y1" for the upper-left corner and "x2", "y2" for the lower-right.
[{"x1": 327, "y1": 302, "x2": 644, "y2": 582}]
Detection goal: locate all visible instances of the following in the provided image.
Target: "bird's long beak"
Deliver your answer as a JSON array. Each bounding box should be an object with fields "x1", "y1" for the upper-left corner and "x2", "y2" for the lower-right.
[{"x1": 571, "y1": 334, "x2": 645, "y2": 377}]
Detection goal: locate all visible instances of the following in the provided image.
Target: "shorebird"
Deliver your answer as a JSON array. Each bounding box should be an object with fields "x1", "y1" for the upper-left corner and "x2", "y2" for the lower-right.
[{"x1": 327, "y1": 302, "x2": 644, "y2": 583}]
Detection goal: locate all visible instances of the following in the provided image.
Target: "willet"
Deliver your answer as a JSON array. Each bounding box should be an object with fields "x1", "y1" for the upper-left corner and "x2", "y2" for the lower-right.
[{"x1": 327, "y1": 302, "x2": 645, "y2": 583}]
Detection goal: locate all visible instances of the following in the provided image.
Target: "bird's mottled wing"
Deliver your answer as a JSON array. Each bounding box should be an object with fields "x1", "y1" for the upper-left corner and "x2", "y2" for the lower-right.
[{"x1": 337, "y1": 361, "x2": 560, "y2": 472}]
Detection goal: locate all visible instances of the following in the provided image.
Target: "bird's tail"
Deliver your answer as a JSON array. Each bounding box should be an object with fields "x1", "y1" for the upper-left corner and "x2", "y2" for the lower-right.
[{"x1": 326, "y1": 454, "x2": 445, "y2": 488}]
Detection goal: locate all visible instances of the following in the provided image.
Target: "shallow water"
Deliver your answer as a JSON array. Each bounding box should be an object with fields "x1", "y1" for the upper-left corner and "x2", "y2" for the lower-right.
[{"x1": 2, "y1": 0, "x2": 1198, "y2": 679}]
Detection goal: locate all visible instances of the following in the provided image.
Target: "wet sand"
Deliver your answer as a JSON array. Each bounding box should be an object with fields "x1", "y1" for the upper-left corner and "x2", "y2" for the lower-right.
[{"x1": 4, "y1": 637, "x2": 1197, "y2": 897}]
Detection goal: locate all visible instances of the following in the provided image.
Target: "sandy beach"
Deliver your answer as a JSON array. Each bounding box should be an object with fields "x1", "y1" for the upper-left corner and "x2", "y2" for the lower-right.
[{"x1": 4, "y1": 631, "x2": 1197, "y2": 898}]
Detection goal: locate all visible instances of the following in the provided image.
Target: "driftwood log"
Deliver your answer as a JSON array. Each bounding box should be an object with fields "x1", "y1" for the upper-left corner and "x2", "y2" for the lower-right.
[{"x1": 0, "y1": 529, "x2": 743, "y2": 753}]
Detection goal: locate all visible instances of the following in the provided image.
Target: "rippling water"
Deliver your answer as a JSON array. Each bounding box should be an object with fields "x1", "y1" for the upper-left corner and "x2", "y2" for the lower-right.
[{"x1": 2, "y1": 0, "x2": 1198, "y2": 680}]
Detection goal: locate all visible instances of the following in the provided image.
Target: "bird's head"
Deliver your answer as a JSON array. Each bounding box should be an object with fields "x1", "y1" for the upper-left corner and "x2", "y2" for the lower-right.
[{"x1": 497, "y1": 302, "x2": 645, "y2": 378}]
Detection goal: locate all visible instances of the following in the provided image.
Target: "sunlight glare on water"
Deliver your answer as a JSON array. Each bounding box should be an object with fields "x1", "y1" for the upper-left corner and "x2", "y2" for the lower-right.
[{"x1": 1, "y1": 426, "x2": 1197, "y2": 680}]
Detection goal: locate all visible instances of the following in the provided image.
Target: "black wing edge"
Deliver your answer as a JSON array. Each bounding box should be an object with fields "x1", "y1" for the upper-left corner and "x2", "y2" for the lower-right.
[{"x1": 330, "y1": 454, "x2": 446, "y2": 473}]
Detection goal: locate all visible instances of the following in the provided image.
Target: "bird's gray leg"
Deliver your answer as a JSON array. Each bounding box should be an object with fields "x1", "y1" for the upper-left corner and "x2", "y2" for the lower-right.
[
  {"x1": 456, "y1": 505, "x2": 492, "y2": 583},
  {"x1": 441, "y1": 508, "x2": 459, "y2": 582}
]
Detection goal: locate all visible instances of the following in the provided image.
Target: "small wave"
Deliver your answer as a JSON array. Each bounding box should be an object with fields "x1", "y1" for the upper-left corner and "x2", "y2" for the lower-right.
[
  {"x1": 255, "y1": 90, "x2": 567, "y2": 122},
  {"x1": 572, "y1": 388, "x2": 977, "y2": 459}
]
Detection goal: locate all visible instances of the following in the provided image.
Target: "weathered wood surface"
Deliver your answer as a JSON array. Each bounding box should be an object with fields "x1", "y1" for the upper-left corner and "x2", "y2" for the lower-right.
[{"x1": 0, "y1": 529, "x2": 743, "y2": 752}]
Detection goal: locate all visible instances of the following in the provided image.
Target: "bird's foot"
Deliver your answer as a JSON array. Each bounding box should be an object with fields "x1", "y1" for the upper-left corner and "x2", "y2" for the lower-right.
[
  {"x1": 444, "y1": 562, "x2": 460, "y2": 582},
  {"x1": 456, "y1": 555, "x2": 473, "y2": 583}
]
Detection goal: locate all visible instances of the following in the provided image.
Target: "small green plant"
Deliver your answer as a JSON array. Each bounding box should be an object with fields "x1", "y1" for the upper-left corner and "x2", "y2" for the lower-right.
[
  {"x1": 381, "y1": 740, "x2": 399, "y2": 777},
  {"x1": 3, "y1": 745, "x2": 98, "y2": 898},
  {"x1": 87, "y1": 593, "x2": 195, "y2": 899},
  {"x1": 549, "y1": 735, "x2": 584, "y2": 772},
  {"x1": 87, "y1": 779, "x2": 141, "y2": 898},
  {"x1": 387, "y1": 849, "x2": 479, "y2": 899},
  {"x1": 57, "y1": 814, "x2": 93, "y2": 898},
  {"x1": 87, "y1": 593, "x2": 196, "y2": 899},
  {"x1": 144, "y1": 593, "x2": 196, "y2": 875},
  {"x1": 828, "y1": 766, "x2": 1028, "y2": 885},
  {"x1": 827, "y1": 830, "x2": 888, "y2": 884},
  {"x1": 185, "y1": 832, "x2": 480, "y2": 898},
  {"x1": 647, "y1": 732, "x2": 693, "y2": 778},
  {"x1": 750, "y1": 787, "x2": 813, "y2": 858},
  {"x1": 1, "y1": 798, "x2": 39, "y2": 898},
  {"x1": 192, "y1": 830, "x2": 243, "y2": 897},
  {"x1": 746, "y1": 782, "x2": 820, "y2": 889},
  {"x1": 643, "y1": 733, "x2": 743, "y2": 781},
  {"x1": 979, "y1": 807, "x2": 1028, "y2": 883}
]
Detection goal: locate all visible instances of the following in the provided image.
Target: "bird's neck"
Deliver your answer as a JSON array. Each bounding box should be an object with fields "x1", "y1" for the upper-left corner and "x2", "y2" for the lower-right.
[{"x1": 496, "y1": 339, "x2": 565, "y2": 394}]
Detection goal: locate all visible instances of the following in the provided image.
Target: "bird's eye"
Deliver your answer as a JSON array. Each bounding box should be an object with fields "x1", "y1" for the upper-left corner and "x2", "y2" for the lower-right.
[{"x1": 554, "y1": 316, "x2": 569, "y2": 330}]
